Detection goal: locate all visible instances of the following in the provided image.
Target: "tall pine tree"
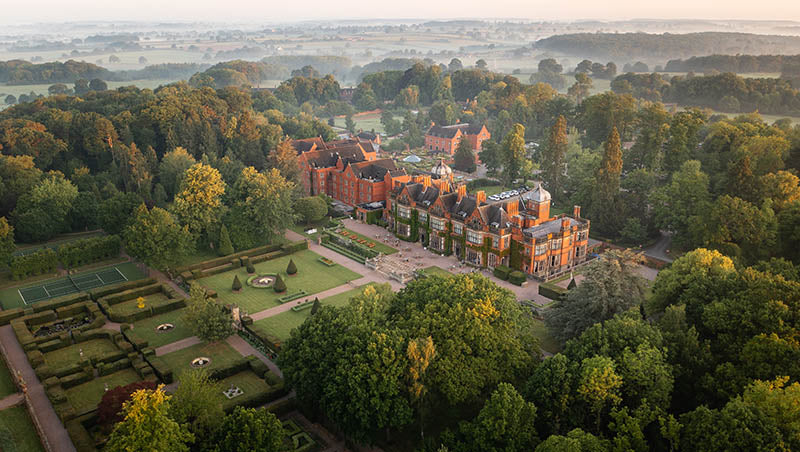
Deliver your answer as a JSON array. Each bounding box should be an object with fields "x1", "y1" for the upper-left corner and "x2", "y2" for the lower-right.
[
  {"x1": 541, "y1": 115, "x2": 568, "y2": 201},
  {"x1": 591, "y1": 127, "x2": 623, "y2": 235},
  {"x1": 501, "y1": 123, "x2": 526, "y2": 186}
]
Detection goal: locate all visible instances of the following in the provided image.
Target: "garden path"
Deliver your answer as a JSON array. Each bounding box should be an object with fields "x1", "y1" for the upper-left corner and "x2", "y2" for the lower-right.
[
  {"x1": 154, "y1": 336, "x2": 202, "y2": 356},
  {"x1": 0, "y1": 392, "x2": 22, "y2": 410},
  {"x1": 225, "y1": 334, "x2": 282, "y2": 377},
  {"x1": 0, "y1": 325, "x2": 75, "y2": 452},
  {"x1": 248, "y1": 277, "x2": 374, "y2": 322}
]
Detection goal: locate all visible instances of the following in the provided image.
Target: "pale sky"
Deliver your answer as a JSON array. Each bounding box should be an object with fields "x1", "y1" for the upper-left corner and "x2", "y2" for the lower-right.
[{"x1": 4, "y1": 0, "x2": 800, "y2": 24}]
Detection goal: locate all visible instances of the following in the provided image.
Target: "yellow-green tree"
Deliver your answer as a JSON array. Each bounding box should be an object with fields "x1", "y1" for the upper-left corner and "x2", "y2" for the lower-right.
[
  {"x1": 172, "y1": 163, "x2": 226, "y2": 242},
  {"x1": 124, "y1": 204, "x2": 193, "y2": 270},
  {"x1": 501, "y1": 123, "x2": 526, "y2": 186},
  {"x1": 577, "y1": 356, "x2": 623, "y2": 433},
  {"x1": 226, "y1": 167, "x2": 296, "y2": 249},
  {"x1": 105, "y1": 385, "x2": 193, "y2": 452},
  {"x1": 408, "y1": 336, "x2": 436, "y2": 441},
  {"x1": 0, "y1": 217, "x2": 15, "y2": 264}
]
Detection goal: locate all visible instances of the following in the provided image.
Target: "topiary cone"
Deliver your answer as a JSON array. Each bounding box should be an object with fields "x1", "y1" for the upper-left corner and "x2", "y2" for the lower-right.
[
  {"x1": 273, "y1": 274, "x2": 287, "y2": 293},
  {"x1": 232, "y1": 275, "x2": 242, "y2": 292},
  {"x1": 311, "y1": 297, "x2": 321, "y2": 315},
  {"x1": 287, "y1": 259, "x2": 297, "y2": 275}
]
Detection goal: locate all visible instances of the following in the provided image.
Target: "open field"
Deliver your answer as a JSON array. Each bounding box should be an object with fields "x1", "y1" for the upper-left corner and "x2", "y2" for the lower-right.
[
  {"x1": 0, "y1": 262, "x2": 146, "y2": 310},
  {"x1": 0, "y1": 360, "x2": 16, "y2": 399},
  {"x1": 159, "y1": 341, "x2": 242, "y2": 378},
  {"x1": 333, "y1": 113, "x2": 403, "y2": 135},
  {"x1": 0, "y1": 405, "x2": 45, "y2": 452},
  {"x1": 0, "y1": 79, "x2": 177, "y2": 100},
  {"x1": 197, "y1": 249, "x2": 361, "y2": 314},
  {"x1": 131, "y1": 309, "x2": 194, "y2": 349},
  {"x1": 43, "y1": 339, "x2": 119, "y2": 371},
  {"x1": 250, "y1": 283, "x2": 377, "y2": 341},
  {"x1": 64, "y1": 369, "x2": 142, "y2": 414}
]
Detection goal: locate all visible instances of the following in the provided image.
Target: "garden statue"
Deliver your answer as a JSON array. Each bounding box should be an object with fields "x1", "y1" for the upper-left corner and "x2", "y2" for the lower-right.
[{"x1": 137, "y1": 296, "x2": 145, "y2": 309}]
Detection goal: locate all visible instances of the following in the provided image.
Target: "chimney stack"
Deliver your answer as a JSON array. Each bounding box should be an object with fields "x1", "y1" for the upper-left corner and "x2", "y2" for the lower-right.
[
  {"x1": 457, "y1": 185, "x2": 467, "y2": 202},
  {"x1": 561, "y1": 218, "x2": 570, "y2": 230},
  {"x1": 422, "y1": 175, "x2": 431, "y2": 190},
  {"x1": 476, "y1": 190, "x2": 486, "y2": 205},
  {"x1": 573, "y1": 205, "x2": 581, "y2": 218},
  {"x1": 413, "y1": 175, "x2": 424, "y2": 184},
  {"x1": 506, "y1": 199, "x2": 519, "y2": 217}
]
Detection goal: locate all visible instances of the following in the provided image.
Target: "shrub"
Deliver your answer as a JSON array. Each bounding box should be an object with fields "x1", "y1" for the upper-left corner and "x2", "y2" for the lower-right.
[
  {"x1": 57, "y1": 235, "x2": 121, "y2": 268},
  {"x1": 539, "y1": 283, "x2": 567, "y2": 300},
  {"x1": 508, "y1": 271, "x2": 526, "y2": 286},
  {"x1": 246, "y1": 261, "x2": 255, "y2": 273},
  {"x1": 311, "y1": 297, "x2": 320, "y2": 314},
  {"x1": 493, "y1": 265, "x2": 511, "y2": 280},
  {"x1": 97, "y1": 381, "x2": 158, "y2": 428},
  {"x1": 218, "y1": 224, "x2": 234, "y2": 256},
  {"x1": 286, "y1": 259, "x2": 297, "y2": 275},
  {"x1": 567, "y1": 278, "x2": 577, "y2": 290},
  {"x1": 273, "y1": 274, "x2": 287, "y2": 293},
  {"x1": 10, "y1": 248, "x2": 58, "y2": 280},
  {"x1": 232, "y1": 275, "x2": 242, "y2": 292}
]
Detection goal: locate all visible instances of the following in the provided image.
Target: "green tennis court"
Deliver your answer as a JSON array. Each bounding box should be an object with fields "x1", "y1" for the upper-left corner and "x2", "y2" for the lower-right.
[{"x1": 1, "y1": 263, "x2": 146, "y2": 310}]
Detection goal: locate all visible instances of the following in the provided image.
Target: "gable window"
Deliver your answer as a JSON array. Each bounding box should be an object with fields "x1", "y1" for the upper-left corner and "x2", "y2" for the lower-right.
[
  {"x1": 467, "y1": 230, "x2": 482, "y2": 244},
  {"x1": 399, "y1": 207, "x2": 411, "y2": 219},
  {"x1": 535, "y1": 244, "x2": 547, "y2": 256}
]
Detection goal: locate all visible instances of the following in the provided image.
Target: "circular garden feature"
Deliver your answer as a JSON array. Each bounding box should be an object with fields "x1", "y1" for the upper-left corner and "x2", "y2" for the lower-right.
[
  {"x1": 191, "y1": 357, "x2": 211, "y2": 368},
  {"x1": 246, "y1": 274, "x2": 277, "y2": 289},
  {"x1": 156, "y1": 323, "x2": 174, "y2": 333}
]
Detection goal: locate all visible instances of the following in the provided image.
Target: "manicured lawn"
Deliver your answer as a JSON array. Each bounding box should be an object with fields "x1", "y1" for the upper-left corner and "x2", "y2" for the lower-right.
[
  {"x1": 0, "y1": 262, "x2": 147, "y2": 310},
  {"x1": 197, "y1": 250, "x2": 362, "y2": 315},
  {"x1": 111, "y1": 292, "x2": 174, "y2": 318},
  {"x1": 216, "y1": 370, "x2": 274, "y2": 410},
  {"x1": 174, "y1": 247, "x2": 220, "y2": 268},
  {"x1": 159, "y1": 341, "x2": 244, "y2": 378},
  {"x1": 0, "y1": 360, "x2": 16, "y2": 398},
  {"x1": 418, "y1": 266, "x2": 454, "y2": 278},
  {"x1": 43, "y1": 339, "x2": 119, "y2": 371},
  {"x1": 64, "y1": 369, "x2": 143, "y2": 414},
  {"x1": 251, "y1": 284, "x2": 377, "y2": 342},
  {"x1": 0, "y1": 405, "x2": 45, "y2": 452},
  {"x1": 531, "y1": 319, "x2": 561, "y2": 355},
  {"x1": 130, "y1": 308, "x2": 194, "y2": 349},
  {"x1": 331, "y1": 228, "x2": 397, "y2": 255}
]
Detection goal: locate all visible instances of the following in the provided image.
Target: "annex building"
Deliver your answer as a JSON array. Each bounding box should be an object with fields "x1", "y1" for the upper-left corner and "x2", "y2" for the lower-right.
[
  {"x1": 385, "y1": 160, "x2": 590, "y2": 281},
  {"x1": 424, "y1": 122, "x2": 490, "y2": 154}
]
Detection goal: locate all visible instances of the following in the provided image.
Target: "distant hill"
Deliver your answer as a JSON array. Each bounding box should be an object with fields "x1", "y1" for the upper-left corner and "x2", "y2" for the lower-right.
[{"x1": 534, "y1": 32, "x2": 800, "y2": 62}]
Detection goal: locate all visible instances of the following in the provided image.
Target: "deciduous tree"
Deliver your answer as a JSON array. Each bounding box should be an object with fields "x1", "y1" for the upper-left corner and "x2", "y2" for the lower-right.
[{"x1": 105, "y1": 386, "x2": 193, "y2": 452}]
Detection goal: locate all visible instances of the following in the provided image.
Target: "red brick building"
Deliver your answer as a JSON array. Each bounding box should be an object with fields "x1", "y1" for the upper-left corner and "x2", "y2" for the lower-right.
[{"x1": 425, "y1": 123, "x2": 490, "y2": 154}]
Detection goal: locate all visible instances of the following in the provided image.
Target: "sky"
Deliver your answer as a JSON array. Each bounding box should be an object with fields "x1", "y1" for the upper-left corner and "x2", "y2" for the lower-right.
[{"x1": 4, "y1": 0, "x2": 800, "y2": 24}]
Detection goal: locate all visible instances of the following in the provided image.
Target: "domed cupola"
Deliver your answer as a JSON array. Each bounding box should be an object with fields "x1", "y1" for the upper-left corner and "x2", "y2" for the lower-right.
[{"x1": 431, "y1": 158, "x2": 453, "y2": 180}]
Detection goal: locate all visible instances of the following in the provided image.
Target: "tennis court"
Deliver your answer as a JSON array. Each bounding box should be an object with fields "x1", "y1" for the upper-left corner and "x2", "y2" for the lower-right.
[{"x1": 0, "y1": 263, "x2": 146, "y2": 309}]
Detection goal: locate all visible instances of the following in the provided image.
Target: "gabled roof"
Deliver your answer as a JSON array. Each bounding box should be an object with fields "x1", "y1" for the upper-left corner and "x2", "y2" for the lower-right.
[
  {"x1": 357, "y1": 131, "x2": 379, "y2": 141},
  {"x1": 426, "y1": 123, "x2": 486, "y2": 138},
  {"x1": 290, "y1": 137, "x2": 326, "y2": 154},
  {"x1": 302, "y1": 144, "x2": 367, "y2": 169},
  {"x1": 351, "y1": 159, "x2": 406, "y2": 181}
]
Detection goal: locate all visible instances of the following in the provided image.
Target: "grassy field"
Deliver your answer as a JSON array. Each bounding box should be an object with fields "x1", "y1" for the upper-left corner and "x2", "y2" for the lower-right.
[
  {"x1": 43, "y1": 339, "x2": 119, "y2": 371},
  {"x1": 64, "y1": 369, "x2": 142, "y2": 414},
  {"x1": 330, "y1": 228, "x2": 398, "y2": 255},
  {"x1": 0, "y1": 405, "x2": 45, "y2": 452},
  {"x1": 0, "y1": 79, "x2": 177, "y2": 100},
  {"x1": 250, "y1": 283, "x2": 377, "y2": 342},
  {"x1": 159, "y1": 341, "x2": 243, "y2": 378},
  {"x1": 531, "y1": 319, "x2": 561, "y2": 355},
  {"x1": 131, "y1": 308, "x2": 194, "y2": 349},
  {"x1": 0, "y1": 262, "x2": 146, "y2": 310},
  {"x1": 417, "y1": 266, "x2": 454, "y2": 278},
  {"x1": 0, "y1": 360, "x2": 16, "y2": 399},
  {"x1": 332, "y1": 113, "x2": 403, "y2": 135},
  {"x1": 216, "y1": 370, "x2": 275, "y2": 410},
  {"x1": 197, "y1": 249, "x2": 361, "y2": 315}
]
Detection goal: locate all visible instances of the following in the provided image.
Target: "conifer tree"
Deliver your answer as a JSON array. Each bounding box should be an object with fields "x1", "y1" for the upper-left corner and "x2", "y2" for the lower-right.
[
  {"x1": 218, "y1": 224, "x2": 234, "y2": 256},
  {"x1": 286, "y1": 259, "x2": 297, "y2": 275},
  {"x1": 501, "y1": 123, "x2": 526, "y2": 186},
  {"x1": 541, "y1": 115, "x2": 568, "y2": 201},
  {"x1": 232, "y1": 275, "x2": 242, "y2": 292},
  {"x1": 591, "y1": 127, "x2": 623, "y2": 234},
  {"x1": 273, "y1": 274, "x2": 286, "y2": 293},
  {"x1": 311, "y1": 297, "x2": 320, "y2": 315}
]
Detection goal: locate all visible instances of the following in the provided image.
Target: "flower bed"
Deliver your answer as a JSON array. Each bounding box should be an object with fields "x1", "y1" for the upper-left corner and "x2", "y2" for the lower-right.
[
  {"x1": 318, "y1": 257, "x2": 336, "y2": 267},
  {"x1": 291, "y1": 299, "x2": 315, "y2": 312},
  {"x1": 277, "y1": 291, "x2": 308, "y2": 303},
  {"x1": 246, "y1": 274, "x2": 278, "y2": 289}
]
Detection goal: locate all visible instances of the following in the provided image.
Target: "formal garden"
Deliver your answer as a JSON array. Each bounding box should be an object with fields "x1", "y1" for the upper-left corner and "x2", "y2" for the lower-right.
[
  {"x1": 126, "y1": 308, "x2": 194, "y2": 349},
  {"x1": 0, "y1": 405, "x2": 45, "y2": 452}
]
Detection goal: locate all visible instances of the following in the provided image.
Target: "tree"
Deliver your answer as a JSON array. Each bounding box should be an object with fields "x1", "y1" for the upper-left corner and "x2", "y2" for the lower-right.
[
  {"x1": 475, "y1": 59, "x2": 488, "y2": 70},
  {"x1": 448, "y1": 58, "x2": 463, "y2": 72},
  {"x1": 172, "y1": 163, "x2": 226, "y2": 242},
  {"x1": 12, "y1": 173, "x2": 78, "y2": 242},
  {"x1": 105, "y1": 386, "x2": 193, "y2": 452},
  {"x1": 210, "y1": 406, "x2": 283, "y2": 452},
  {"x1": 169, "y1": 368, "x2": 224, "y2": 439},
  {"x1": 0, "y1": 217, "x2": 15, "y2": 265},
  {"x1": 577, "y1": 356, "x2": 623, "y2": 433},
  {"x1": 650, "y1": 160, "x2": 712, "y2": 248},
  {"x1": 287, "y1": 259, "x2": 297, "y2": 275},
  {"x1": 501, "y1": 124, "x2": 526, "y2": 186},
  {"x1": 352, "y1": 83, "x2": 378, "y2": 111},
  {"x1": 546, "y1": 250, "x2": 647, "y2": 343},
  {"x1": 183, "y1": 283, "x2": 234, "y2": 342},
  {"x1": 99, "y1": 192, "x2": 144, "y2": 235},
  {"x1": 591, "y1": 127, "x2": 623, "y2": 235},
  {"x1": 408, "y1": 336, "x2": 436, "y2": 441},
  {"x1": 246, "y1": 260, "x2": 255, "y2": 274},
  {"x1": 268, "y1": 140, "x2": 301, "y2": 184},
  {"x1": 232, "y1": 275, "x2": 242, "y2": 291},
  {"x1": 541, "y1": 115, "x2": 568, "y2": 201},
  {"x1": 295, "y1": 196, "x2": 328, "y2": 225},
  {"x1": 535, "y1": 428, "x2": 608, "y2": 452},
  {"x1": 124, "y1": 204, "x2": 193, "y2": 270},
  {"x1": 273, "y1": 273, "x2": 286, "y2": 293},
  {"x1": 479, "y1": 140, "x2": 502, "y2": 178},
  {"x1": 97, "y1": 381, "x2": 158, "y2": 429},
  {"x1": 345, "y1": 114, "x2": 356, "y2": 133},
  {"x1": 226, "y1": 167, "x2": 296, "y2": 250},
  {"x1": 453, "y1": 137, "x2": 476, "y2": 173},
  {"x1": 568, "y1": 73, "x2": 593, "y2": 104},
  {"x1": 159, "y1": 147, "x2": 196, "y2": 198},
  {"x1": 89, "y1": 78, "x2": 107, "y2": 91},
  {"x1": 4, "y1": 95, "x2": 16, "y2": 105},
  {"x1": 311, "y1": 297, "x2": 320, "y2": 314},
  {"x1": 456, "y1": 383, "x2": 539, "y2": 452},
  {"x1": 217, "y1": 224, "x2": 234, "y2": 256}
]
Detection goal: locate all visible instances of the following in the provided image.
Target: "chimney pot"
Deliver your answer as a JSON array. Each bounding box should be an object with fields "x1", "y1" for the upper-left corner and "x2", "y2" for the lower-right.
[{"x1": 573, "y1": 205, "x2": 581, "y2": 218}]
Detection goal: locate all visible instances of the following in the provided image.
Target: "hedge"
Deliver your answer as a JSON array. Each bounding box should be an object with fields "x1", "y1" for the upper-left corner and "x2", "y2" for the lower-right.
[
  {"x1": 175, "y1": 244, "x2": 283, "y2": 274},
  {"x1": 66, "y1": 416, "x2": 98, "y2": 452},
  {"x1": 538, "y1": 283, "x2": 568, "y2": 301},
  {"x1": 493, "y1": 265, "x2": 511, "y2": 280},
  {"x1": 89, "y1": 278, "x2": 157, "y2": 301},
  {"x1": 36, "y1": 293, "x2": 90, "y2": 313},
  {"x1": 278, "y1": 291, "x2": 307, "y2": 303},
  {"x1": 10, "y1": 248, "x2": 58, "y2": 280},
  {"x1": 508, "y1": 271, "x2": 526, "y2": 286},
  {"x1": 291, "y1": 299, "x2": 314, "y2": 312},
  {"x1": 57, "y1": 235, "x2": 121, "y2": 268},
  {"x1": 144, "y1": 356, "x2": 173, "y2": 384},
  {"x1": 0, "y1": 308, "x2": 23, "y2": 325}
]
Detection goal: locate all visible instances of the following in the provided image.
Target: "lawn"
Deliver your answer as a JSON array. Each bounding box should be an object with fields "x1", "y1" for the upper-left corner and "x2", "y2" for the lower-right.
[
  {"x1": 330, "y1": 228, "x2": 398, "y2": 255},
  {"x1": 43, "y1": 339, "x2": 119, "y2": 371},
  {"x1": 0, "y1": 405, "x2": 45, "y2": 452},
  {"x1": 159, "y1": 341, "x2": 244, "y2": 378},
  {"x1": 216, "y1": 370, "x2": 274, "y2": 410},
  {"x1": 197, "y1": 249, "x2": 362, "y2": 315},
  {"x1": 531, "y1": 319, "x2": 561, "y2": 355},
  {"x1": 250, "y1": 283, "x2": 377, "y2": 341},
  {"x1": 0, "y1": 360, "x2": 16, "y2": 398},
  {"x1": 418, "y1": 266, "x2": 454, "y2": 278},
  {"x1": 0, "y1": 262, "x2": 147, "y2": 310},
  {"x1": 332, "y1": 113, "x2": 403, "y2": 135},
  {"x1": 111, "y1": 292, "x2": 174, "y2": 318},
  {"x1": 130, "y1": 309, "x2": 194, "y2": 349},
  {"x1": 64, "y1": 369, "x2": 143, "y2": 414}
]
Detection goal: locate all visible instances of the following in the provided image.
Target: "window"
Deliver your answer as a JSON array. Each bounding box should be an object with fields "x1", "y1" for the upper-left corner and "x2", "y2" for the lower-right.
[
  {"x1": 431, "y1": 217, "x2": 445, "y2": 231},
  {"x1": 488, "y1": 253, "x2": 497, "y2": 267},
  {"x1": 419, "y1": 212, "x2": 427, "y2": 223},
  {"x1": 576, "y1": 231, "x2": 587, "y2": 241},
  {"x1": 397, "y1": 223, "x2": 410, "y2": 237},
  {"x1": 535, "y1": 244, "x2": 547, "y2": 256},
  {"x1": 492, "y1": 236, "x2": 499, "y2": 249},
  {"x1": 551, "y1": 239, "x2": 562, "y2": 250},
  {"x1": 399, "y1": 207, "x2": 411, "y2": 219},
  {"x1": 467, "y1": 230, "x2": 482, "y2": 244},
  {"x1": 453, "y1": 223, "x2": 463, "y2": 235}
]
